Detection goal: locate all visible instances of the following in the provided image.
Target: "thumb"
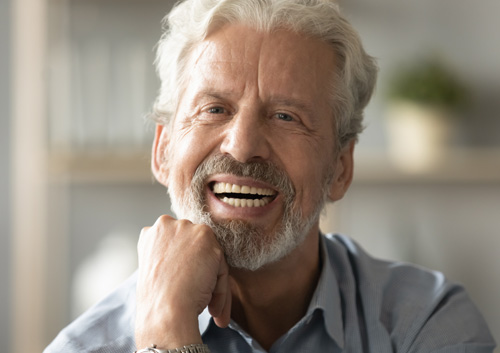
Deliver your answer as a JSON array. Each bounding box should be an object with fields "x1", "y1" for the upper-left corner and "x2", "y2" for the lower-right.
[
  {"x1": 212, "y1": 277, "x2": 232, "y2": 328},
  {"x1": 208, "y1": 256, "x2": 232, "y2": 328}
]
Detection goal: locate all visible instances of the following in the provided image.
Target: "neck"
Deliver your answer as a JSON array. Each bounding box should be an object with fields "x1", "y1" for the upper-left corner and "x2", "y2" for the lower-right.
[{"x1": 229, "y1": 227, "x2": 322, "y2": 351}]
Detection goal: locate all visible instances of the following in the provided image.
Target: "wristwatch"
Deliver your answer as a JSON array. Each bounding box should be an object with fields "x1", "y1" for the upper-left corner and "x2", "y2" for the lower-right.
[{"x1": 135, "y1": 344, "x2": 211, "y2": 353}]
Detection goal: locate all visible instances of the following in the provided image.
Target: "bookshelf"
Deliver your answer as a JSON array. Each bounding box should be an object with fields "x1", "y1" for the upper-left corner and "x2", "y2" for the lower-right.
[
  {"x1": 47, "y1": 148, "x2": 500, "y2": 185},
  {"x1": 10, "y1": 0, "x2": 499, "y2": 351}
]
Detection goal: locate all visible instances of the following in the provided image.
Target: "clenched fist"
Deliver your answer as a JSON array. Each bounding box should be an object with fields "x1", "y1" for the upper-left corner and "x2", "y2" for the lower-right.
[{"x1": 135, "y1": 215, "x2": 232, "y2": 349}]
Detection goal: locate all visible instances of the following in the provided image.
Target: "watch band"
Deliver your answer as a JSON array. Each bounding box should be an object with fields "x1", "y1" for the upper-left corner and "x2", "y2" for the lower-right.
[{"x1": 135, "y1": 344, "x2": 211, "y2": 353}]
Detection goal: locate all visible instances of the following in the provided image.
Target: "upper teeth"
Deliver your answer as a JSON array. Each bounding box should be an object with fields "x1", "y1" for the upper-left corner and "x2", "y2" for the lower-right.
[
  {"x1": 212, "y1": 182, "x2": 276, "y2": 208},
  {"x1": 212, "y1": 182, "x2": 275, "y2": 196}
]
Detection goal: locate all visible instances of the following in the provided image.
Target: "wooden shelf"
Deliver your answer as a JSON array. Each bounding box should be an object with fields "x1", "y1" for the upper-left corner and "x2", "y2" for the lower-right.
[
  {"x1": 353, "y1": 148, "x2": 500, "y2": 184},
  {"x1": 49, "y1": 150, "x2": 154, "y2": 184},
  {"x1": 49, "y1": 147, "x2": 500, "y2": 185}
]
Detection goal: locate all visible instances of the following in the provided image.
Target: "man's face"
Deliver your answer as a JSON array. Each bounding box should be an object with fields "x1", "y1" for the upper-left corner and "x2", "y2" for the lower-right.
[{"x1": 154, "y1": 24, "x2": 353, "y2": 270}]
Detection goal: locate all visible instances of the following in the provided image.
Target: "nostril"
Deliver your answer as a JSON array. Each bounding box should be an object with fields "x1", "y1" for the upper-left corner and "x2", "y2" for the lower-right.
[
  {"x1": 218, "y1": 111, "x2": 271, "y2": 163},
  {"x1": 220, "y1": 130, "x2": 270, "y2": 163}
]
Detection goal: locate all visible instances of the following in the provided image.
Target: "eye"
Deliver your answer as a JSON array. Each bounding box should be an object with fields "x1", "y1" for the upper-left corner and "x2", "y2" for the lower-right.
[
  {"x1": 276, "y1": 113, "x2": 294, "y2": 122},
  {"x1": 207, "y1": 106, "x2": 226, "y2": 114}
]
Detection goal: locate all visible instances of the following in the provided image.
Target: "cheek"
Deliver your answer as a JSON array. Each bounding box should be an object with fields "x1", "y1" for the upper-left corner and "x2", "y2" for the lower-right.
[
  {"x1": 169, "y1": 127, "x2": 220, "y2": 185},
  {"x1": 295, "y1": 168, "x2": 325, "y2": 199},
  {"x1": 285, "y1": 155, "x2": 323, "y2": 193},
  {"x1": 281, "y1": 143, "x2": 334, "y2": 209}
]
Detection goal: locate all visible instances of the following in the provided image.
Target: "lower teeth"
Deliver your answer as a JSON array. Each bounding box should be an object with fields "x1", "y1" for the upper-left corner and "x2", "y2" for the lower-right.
[{"x1": 221, "y1": 197, "x2": 270, "y2": 207}]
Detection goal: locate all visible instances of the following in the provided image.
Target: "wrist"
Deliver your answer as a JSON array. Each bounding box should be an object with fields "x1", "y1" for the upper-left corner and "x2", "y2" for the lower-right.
[
  {"x1": 135, "y1": 344, "x2": 210, "y2": 353},
  {"x1": 135, "y1": 313, "x2": 202, "y2": 350}
]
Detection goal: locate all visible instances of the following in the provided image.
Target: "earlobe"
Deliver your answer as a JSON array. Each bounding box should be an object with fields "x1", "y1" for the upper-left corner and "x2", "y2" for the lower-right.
[
  {"x1": 328, "y1": 140, "x2": 355, "y2": 202},
  {"x1": 152, "y1": 124, "x2": 170, "y2": 187}
]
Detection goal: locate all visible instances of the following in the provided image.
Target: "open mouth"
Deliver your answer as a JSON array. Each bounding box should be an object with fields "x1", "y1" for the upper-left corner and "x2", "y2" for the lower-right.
[{"x1": 210, "y1": 181, "x2": 278, "y2": 208}]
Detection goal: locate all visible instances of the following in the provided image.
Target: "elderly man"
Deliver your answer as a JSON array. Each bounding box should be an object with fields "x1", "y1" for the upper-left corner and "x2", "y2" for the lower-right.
[{"x1": 46, "y1": 0, "x2": 495, "y2": 352}]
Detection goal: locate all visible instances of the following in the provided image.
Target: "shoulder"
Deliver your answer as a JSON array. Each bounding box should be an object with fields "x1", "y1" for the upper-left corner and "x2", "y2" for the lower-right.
[
  {"x1": 323, "y1": 234, "x2": 496, "y2": 352},
  {"x1": 44, "y1": 271, "x2": 138, "y2": 353},
  {"x1": 324, "y1": 234, "x2": 449, "y2": 298}
]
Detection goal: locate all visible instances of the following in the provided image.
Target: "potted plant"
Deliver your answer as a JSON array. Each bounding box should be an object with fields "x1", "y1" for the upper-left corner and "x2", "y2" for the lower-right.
[{"x1": 384, "y1": 57, "x2": 468, "y2": 172}]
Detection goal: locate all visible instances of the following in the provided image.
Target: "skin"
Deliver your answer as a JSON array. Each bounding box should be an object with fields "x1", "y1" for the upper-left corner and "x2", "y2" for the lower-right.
[{"x1": 136, "y1": 24, "x2": 355, "y2": 351}]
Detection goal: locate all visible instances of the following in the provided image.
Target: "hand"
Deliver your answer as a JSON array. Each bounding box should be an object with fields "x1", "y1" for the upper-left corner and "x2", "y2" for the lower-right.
[{"x1": 135, "y1": 215, "x2": 232, "y2": 349}]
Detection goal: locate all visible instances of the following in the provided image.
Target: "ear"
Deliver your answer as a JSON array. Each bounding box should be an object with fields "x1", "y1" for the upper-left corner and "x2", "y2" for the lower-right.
[
  {"x1": 152, "y1": 124, "x2": 170, "y2": 187},
  {"x1": 328, "y1": 140, "x2": 355, "y2": 202}
]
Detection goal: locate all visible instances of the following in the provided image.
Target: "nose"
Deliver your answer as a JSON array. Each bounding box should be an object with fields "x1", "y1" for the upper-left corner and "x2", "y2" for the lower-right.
[{"x1": 219, "y1": 108, "x2": 270, "y2": 163}]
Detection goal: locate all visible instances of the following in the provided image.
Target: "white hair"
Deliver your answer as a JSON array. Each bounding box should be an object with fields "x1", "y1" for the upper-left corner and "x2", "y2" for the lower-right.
[{"x1": 152, "y1": 0, "x2": 378, "y2": 146}]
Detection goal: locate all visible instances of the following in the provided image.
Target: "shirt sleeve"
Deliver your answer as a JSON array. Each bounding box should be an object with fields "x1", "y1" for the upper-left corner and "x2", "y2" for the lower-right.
[
  {"x1": 43, "y1": 272, "x2": 138, "y2": 353},
  {"x1": 405, "y1": 284, "x2": 496, "y2": 353},
  {"x1": 328, "y1": 234, "x2": 496, "y2": 353}
]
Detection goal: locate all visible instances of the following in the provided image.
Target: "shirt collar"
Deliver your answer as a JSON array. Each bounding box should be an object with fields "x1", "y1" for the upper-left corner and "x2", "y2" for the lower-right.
[{"x1": 198, "y1": 233, "x2": 344, "y2": 348}]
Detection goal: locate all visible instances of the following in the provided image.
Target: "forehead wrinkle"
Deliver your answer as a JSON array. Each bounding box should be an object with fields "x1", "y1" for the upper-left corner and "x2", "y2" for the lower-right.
[
  {"x1": 191, "y1": 40, "x2": 244, "y2": 80},
  {"x1": 193, "y1": 89, "x2": 241, "y2": 103},
  {"x1": 191, "y1": 25, "x2": 267, "y2": 106},
  {"x1": 256, "y1": 32, "x2": 315, "y2": 106},
  {"x1": 191, "y1": 41, "x2": 211, "y2": 67},
  {"x1": 202, "y1": 25, "x2": 262, "y2": 69}
]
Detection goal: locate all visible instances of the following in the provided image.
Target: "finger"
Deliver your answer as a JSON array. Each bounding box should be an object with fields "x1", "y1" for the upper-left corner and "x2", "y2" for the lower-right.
[
  {"x1": 137, "y1": 226, "x2": 151, "y2": 259},
  {"x1": 208, "y1": 291, "x2": 226, "y2": 320},
  {"x1": 211, "y1": 276, "x2": 232, "y2": 328},
  {"x1": 139, "y1": 226, "x2": 151, "y2": 237},
  {"x1": 208, "y1": 253, "x2": 229, "y2": 318},
  {"x1": 218, "y1": 257, "x2": 232, "y2": 327},
  {"x1": 217, "y1": 278, "x2": 232, "y2": 328}
]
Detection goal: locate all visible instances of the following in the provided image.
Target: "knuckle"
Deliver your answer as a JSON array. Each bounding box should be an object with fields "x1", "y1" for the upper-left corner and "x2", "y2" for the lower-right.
[
  {"x1": 194, "y1": 223, "x2": 212, "y2": 234},
  {"x1": 139, "y1": 226, "x2": 150, "y2": 236},
  {"x1": 177, "y1": 218, "x2": 193, "y2": 227},
  {"x1": 157, "y1": 214, "x2": 173, "y2": 224},
  {"x1": 137, "y1": 227, "x2": 149, "y2": 248},
  {"x1": 193, "y1": 225, "x2": 218, "y2": 252}
]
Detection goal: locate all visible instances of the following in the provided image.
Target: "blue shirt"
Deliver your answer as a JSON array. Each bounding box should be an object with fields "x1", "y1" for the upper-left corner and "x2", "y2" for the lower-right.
[{"x1": 45, "y1": 234, "x2": 496, "y2": 353}]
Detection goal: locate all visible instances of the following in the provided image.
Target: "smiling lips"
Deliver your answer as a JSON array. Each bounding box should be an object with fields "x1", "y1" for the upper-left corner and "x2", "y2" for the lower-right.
[{"x1": 211, "y1": 182, "x2": 277, "y2": 208}]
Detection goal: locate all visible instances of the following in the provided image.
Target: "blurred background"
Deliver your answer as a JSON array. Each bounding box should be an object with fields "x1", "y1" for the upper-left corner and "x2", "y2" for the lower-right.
[{"x1": 1, "y1": 0, "x2": 499, "y2": 352}]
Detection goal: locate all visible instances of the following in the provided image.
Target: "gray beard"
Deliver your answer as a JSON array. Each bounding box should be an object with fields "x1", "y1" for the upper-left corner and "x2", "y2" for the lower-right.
[{"x1": 168, "y1": 154, "x2": 332, "y2": 271}]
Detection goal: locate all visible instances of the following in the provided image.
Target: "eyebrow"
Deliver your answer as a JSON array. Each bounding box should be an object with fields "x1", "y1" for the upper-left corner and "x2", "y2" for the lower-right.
[
  {"x1": 268, "y1": 96, "x2": 316, "y2": 116},
  {"x1": 194, "y1": 89, "x2": 236, "y2": 101},
  {"x1": 194, "y1": 90, "x2": 316, "y2": 115}
]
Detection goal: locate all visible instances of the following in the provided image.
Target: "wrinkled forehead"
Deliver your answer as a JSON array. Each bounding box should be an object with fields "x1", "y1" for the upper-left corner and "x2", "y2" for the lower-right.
[{"x1": 185, "y1": 24, "x2": 337, "y2": 101}]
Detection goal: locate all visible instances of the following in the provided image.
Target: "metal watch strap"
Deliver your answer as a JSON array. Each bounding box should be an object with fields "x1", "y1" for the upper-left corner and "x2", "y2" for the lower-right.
[{"x1": 135, "y1": 344, "x2": 211, "y2": 353}]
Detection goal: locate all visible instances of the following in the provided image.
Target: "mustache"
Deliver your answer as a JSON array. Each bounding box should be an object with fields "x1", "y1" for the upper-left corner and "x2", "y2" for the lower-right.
[{"x1": 191, "y1": 154, "x2": 295, "y2": 197}]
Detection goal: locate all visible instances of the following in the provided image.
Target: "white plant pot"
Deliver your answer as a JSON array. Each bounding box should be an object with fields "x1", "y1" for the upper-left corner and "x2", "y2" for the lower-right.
[{"x1": 385, "y1": 101, "x2": 453, "y2": 172}]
